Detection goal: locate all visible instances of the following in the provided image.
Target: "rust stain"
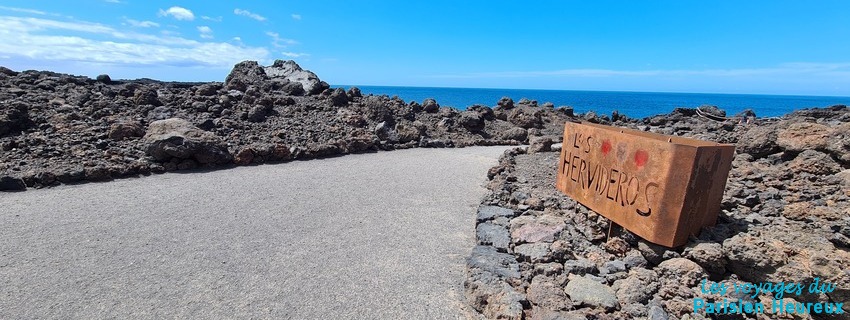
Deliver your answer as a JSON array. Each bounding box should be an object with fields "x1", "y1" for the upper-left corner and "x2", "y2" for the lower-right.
[
  {"x1": 556, "y1": 121, "x2": 735, "y2": 247},
  {"x1": 601, "y1": 140, "x2": 612, "y2": 155},
  {"x1": 634, "y1": 150, "x2": 649, "y2": 167}
]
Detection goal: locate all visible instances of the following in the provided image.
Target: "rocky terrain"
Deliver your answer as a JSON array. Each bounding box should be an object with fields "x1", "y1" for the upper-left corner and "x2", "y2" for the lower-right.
[
  {"x1": 465, "y1": 106, "x2": 850, "y2": 319},
  {"x1": 2, "y1": 61, "x2": 848, "y2": 320},
  {"x1": 0, "y1": 60, "x2": 571, "y2": 191}
]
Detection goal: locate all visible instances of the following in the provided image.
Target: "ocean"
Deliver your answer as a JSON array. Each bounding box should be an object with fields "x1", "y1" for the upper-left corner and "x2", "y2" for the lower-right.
[{"x1": 339, "y1": 85, "x2": 850, "y2": 119}]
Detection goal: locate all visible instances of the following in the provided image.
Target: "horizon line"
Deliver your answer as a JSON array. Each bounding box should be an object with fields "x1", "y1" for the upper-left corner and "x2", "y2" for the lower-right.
[{"x1": 333, "y1": 84, "x2": 850, "y2": 100}]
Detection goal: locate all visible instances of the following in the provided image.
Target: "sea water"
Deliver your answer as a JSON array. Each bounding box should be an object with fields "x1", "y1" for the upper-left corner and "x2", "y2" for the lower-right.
[{"x1": 338, "y1": 85, "x2": 850, "y2": 119}]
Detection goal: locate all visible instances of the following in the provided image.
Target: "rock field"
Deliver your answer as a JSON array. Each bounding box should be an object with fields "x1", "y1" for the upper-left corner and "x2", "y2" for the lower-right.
[
  {"x1": 2, "y1": 60, "x2": 848, "y2": 319},
  {"x1": 466, "y1": 105, "x2": 849, "y2": 319}
]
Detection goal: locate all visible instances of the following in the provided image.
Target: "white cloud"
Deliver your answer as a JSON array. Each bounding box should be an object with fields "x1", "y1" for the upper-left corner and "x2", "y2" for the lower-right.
[
  {"x1": 291, "y1": 14, "x2": 301, "y2": 20},
  {"x1": 0, "y1": 6, "x2": 48, "y2": 15},
  {"x1": 201, "y1": 15, "x2": 222, "y2": 22},
  {"x1": 281, "y1": 51, "x2": 309, "y2": 58},
  {"x1": 197, "y1": 25, "x2": 213, "y2": 39},
  {"x1": 266, "y1": 31, "x2": 298, "y2": 48},
  {"x1": 124, "y1": 18, "x2": 159, "y2": 28},
  {"x1": 0, "y1": 15, "x2": 269, "y2": 68},
  {"x1": 234, "y1": 8, "x2": 266, "y2": 22},
  {"x1": 434, "y1": 63, "x2": 850, "y2": 79},
  {"x1": 158, "y1": 6, "x2": 194, "y2": 21},
  {"x1": 104, "y1": 0, "x2": 124, "y2": 3},
  {"x1": 232, "y1": 37, "x2": 242, "y2": 42},
  {"x1": 160, "y1": 29, "x2": 180, "y2": 36}
]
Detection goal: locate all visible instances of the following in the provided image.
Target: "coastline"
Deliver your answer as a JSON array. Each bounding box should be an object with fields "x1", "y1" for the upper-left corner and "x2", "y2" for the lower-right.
[
  {"x1": 1, "y1": 61, "x2": 845, "y2": 191},
  {"x1": 1, "y1": 61, "x2": 848, "y2": 319}
]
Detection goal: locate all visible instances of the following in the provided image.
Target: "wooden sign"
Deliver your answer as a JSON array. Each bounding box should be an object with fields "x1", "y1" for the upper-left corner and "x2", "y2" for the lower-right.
[{"x1": 556, "y1": 121, "x2": 735, "y2": 247}]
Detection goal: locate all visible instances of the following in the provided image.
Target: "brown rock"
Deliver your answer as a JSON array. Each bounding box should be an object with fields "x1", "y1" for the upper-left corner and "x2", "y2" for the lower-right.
[
  {"x1": 526, "y1": 276, "x2": 571, "y2": 311},
  {"x1": 508, "y1": 108, "x2": 543, "y2": 129},
  {"x1": 736, "y1": 125, "x2": 780, "y2": 157},
  {"x1": 512, "y1": 223, "x2": 565, "y2": 244},
  {"x1": 787, "y1": 149, "x2": 841, "y2": 175},
  {"x1": 234, "y1": 148, "x2": 255, "y2": 165},
  {"x1": 270, "y1": 144, "x2": 291, "y2": 161},
  {"x1": 777, "y1": 122, "x2": 831, "y2": 152},
  {"x1": 656, "y1": 258, "x2": 706, "y2": 287},
  {"x1": 828, "y1": 122, "x2": 850, "y2": 164},
  {"x1": 144, "y1": 118, "x2": 232, "y2": 164},
  {"x1": 723, "y1": 234, "x2": 788, "y2": 282},
  {"x1": 108, "y1": 121, "x2": 144, "y2": 140},
  {"x1": 528, "y1": 136, "x2": 554, "y2": 154},
  {"x1": 683, "y1": 242, "x2": 726, "y2": 275}
]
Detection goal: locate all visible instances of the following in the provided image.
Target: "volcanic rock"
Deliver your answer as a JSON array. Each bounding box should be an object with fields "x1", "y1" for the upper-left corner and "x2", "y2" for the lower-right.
[
  {"x1": 0, "y1": 175, "x2": 26, "y2": 191},
  {"x1": 565, "y1": 275, "x2": 619, "y2": 311},
  {"x1": 143, "y1": 118, "x2": 232, "y2": 165},
  {"x1": 777, "y1": 122, "x2": 831, "y2": 152},
  {"x1": 263, "y1": 60, "x2": 327, "y2": 95},
  {"x1": 108, "y1": 121, "x2": 145, "y2": 140}
]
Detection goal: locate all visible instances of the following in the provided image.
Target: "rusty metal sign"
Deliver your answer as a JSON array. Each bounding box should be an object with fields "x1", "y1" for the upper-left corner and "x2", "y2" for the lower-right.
[{"x1": 555, "y1": 121, "x2": 735, "y2": 247}]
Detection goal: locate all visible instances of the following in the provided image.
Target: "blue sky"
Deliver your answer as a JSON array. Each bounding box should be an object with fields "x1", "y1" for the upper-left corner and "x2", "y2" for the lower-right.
[{"x1": 1, "y1": 1, "x2": 849, "y2": 96}]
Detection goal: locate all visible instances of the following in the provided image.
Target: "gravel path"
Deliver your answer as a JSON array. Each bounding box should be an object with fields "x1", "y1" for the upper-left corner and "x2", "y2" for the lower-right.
[{"x1": 1, "y1": 146, "x2": 508, "y2": 319}]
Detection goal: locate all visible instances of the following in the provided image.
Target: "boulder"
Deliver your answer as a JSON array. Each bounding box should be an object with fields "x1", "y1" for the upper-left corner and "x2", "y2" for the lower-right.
[
  {"x1": 281, "y1": 82, "x2": 305, "y2": 96},
  {"x1": 263, "y1": 60, "x2": 327, "y2": 95},
  {"x1": 467, "y1": 245, "x2": 521, "y2": 279},
  {"x1": 777, "y1": 122, "x2": 831, "y2": 152},
  {"x1": 787, "y1": 149, "x2": 842, "y2": 175},
  {"x1": 512, "y1": 222, "x2": 564, "y2": 244},
  {"x1": 563, "y1": 258, "x2": 598, "y2": 276},
  {"x1": 683, "y1": 242, "x2": 727, "y2": 275},
  {"x1": 518, "y1": 98, "x2": 537, "y2": 107},
  {"x1": 233, "y1": 147, "x2": 255, "y2": 165},
  {"x1": 508, "y1": 108, "x2": 543, "y2": 128},
  {"x1": 95, "y1": 74, "x2": 112, "y2": 84},
  {"x1": 0, "y1": 176, "x2": 26, "y2": 191},
  {"x1": 464, "y1": 268, "x2": 525, "y2": 320},
  {"x1": 0, "y1": 103, "x2": 32, "y2": 137},
  {"x1": 143, "y1": 118, "x2": 232, "y2": 165},
  {"x1": 329, "y1": 88, "x2": 349, "y2": 106},
  {"x1": 108, "y1": 121, "x2": 145, "y2": 140},
  {"x1": 194, "y1": 83, "x2": 220, "y2": 96},
  {"x1": 557, "y1": 106, "x2": 575, "y2": 117},
  {"x1": 528, "y1": 137, "x2": 554, "y2": 154},
  {"x1": 347, "y1": 86, "x2": 362, "y2": 98},
  {"x1": 133, "y1": 87, "x2": 161, "y2": 106},
  {"x1": 395, "y1": 123, "x2": 422, "y2": 143},
  {"x1": 736, "y1": 125, "x2": 780, "y2": 158},
  {"x1": 477, "y1": 222, "x2": 511, "y2": 251},
  {"x1": 723, "y1": 234, "x2": 788, "y2": 282},
  {"x1": 248, "y1": 105, "x2": 273, "y2": 122},
  {"x1": 497, "y1": 96, "x2": 515, "y2": 110},
  {"x1": 565, "y1": 275, "x2": 619, "y2": 311},
  {"x1": 500, "y1": 127, "x2": 528, "y2": 142},
  {"x1": 458, "y1": 111, "x2": 485, "y2": 132},
  {"x1": 467, "y1": 104, "x2": 496, "y2": 120},
  {"x1": 612, "y1": 268, "x2": 659, "y2": 304},
  {"x1": 828, "y1": 122, "x2": 850, "y2": 164},
  {"x1": 698, "y1": 105, "x2": 726, "y2": 118},
  {"x1": 515, "y1": 243, "x2": 553, "y2": 263},
  {"x1": 527, "y1": 276, "x2": 571, "y2": 311},
  {"x1": 0, "y1": 66, "x2": 18, "y2": 76},
  {"x1": 477, "y1": 205, "x2": 516, "y2": 222},
  {"x1": 225, "y1": 61, "x2": 268, "y2": 91},
  {"x1": 656, "y1": 258, "x2": 706, "y2": 287},
  {"x1": 422, "y1": 98, "x2": 439, "y2": 113}
]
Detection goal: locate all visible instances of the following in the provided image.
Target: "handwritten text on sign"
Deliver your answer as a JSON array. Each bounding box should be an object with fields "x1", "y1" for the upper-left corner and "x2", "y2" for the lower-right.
[
  {"x1": 560, "y1": 131, "x2": 659, "y2": 217},
  {"x1": 555, "y1": 121, "x2": 735, "y2": 247}
]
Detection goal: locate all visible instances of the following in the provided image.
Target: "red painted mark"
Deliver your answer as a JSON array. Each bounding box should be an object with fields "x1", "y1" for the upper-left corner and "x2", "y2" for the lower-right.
[
  {"x1": 634, "y1": 150, "x2": 649, "y2": 167},
  {"x1": 601, "y1": 140, "x2": 612, "y2": 155}
]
